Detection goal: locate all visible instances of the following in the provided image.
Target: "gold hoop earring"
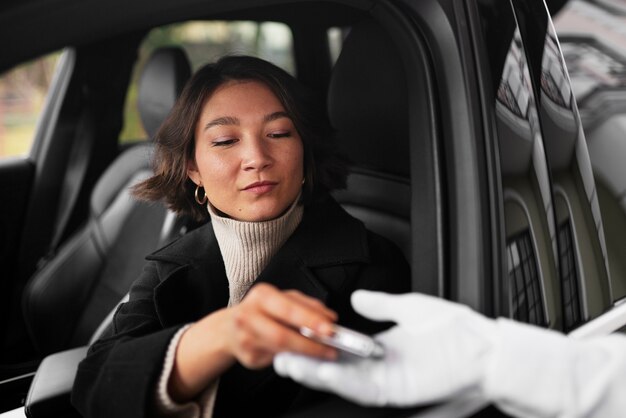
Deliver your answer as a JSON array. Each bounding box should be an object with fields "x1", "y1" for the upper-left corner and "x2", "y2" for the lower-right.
[{"x1": 194, "y1": 185, "x2": 208, "y2": 205}]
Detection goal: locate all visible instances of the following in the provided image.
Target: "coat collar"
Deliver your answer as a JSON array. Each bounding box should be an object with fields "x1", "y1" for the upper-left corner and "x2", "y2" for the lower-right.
[
  {"x1": 146, "y1": 194, "x2": 370, "y2": 326},
  {"x1": 148, "y1": 194, "x2": 369, "y2": 269}
]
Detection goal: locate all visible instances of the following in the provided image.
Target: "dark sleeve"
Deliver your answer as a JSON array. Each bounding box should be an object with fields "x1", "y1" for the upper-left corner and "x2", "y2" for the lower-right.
[
  {"x1": 71, "y1": 261, "x2": 182, "y2": 418},
  {"x1": 324, "y1": 231, "x2": 411, "y2": 335}
]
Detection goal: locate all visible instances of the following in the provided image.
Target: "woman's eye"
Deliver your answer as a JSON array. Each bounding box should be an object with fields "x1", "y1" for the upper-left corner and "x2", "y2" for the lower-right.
[
  {"x1": 268, "y1": 131, "x2": 291, "y2": 139},
  {"x1": 212, "y1": 138, "x2": 238, "y2": 147}
]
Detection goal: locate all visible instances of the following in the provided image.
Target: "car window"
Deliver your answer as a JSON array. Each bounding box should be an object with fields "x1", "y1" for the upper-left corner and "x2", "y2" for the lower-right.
[
  {"x1": 0, "y1": 51, "x2": 62, "y2": 158},
  {"x1": 119, "y1": 20, "x2": 294, "y2": 144},
  {"x1": 477, "y1": 0, "x2": 559, "y2": 329},
  {"x1": 509, "y1": 0, "x2": 614, "y2": 331},
  {"x1": 536, "y1": 26, "x2": 609, "y2": 330},
  {"x1": 553, "y1": 0, "x2": 626, "y2": 306},
  {"x1": 477, "y1": 0, "x2": 620, "y2": 333},
  {"x1": 498, "y1": 30, "x2": 558, "y2": 328}
]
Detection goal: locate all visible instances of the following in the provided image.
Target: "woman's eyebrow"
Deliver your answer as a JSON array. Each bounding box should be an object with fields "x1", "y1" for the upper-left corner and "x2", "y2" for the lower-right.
[
  {"x1": 264, "y1": 111, "x2": 290, "y2": 123},
  {"x1": 204, "y1": 116, "x2": 239, "y2": 131}
]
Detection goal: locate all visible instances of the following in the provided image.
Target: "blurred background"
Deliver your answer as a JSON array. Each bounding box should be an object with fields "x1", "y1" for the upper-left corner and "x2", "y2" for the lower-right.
[{"x1": 0, "y1": 20, "x2": 298, "y2": 156}]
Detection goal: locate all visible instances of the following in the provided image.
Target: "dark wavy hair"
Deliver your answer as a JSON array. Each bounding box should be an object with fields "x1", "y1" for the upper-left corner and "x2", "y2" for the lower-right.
[{"x1": 133, "y1": 55, "x2": 346, "y2": 221}]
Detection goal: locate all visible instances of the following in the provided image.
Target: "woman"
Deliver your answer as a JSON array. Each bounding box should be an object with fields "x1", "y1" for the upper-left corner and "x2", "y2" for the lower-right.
[{"x1": 72, "y1": 55, "x2": 410, "y2": 417}]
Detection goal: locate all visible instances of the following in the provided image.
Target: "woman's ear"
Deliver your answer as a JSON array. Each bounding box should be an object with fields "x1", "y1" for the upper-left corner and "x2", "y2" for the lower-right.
[{"x1": 187, "y1": 160, "x2": 202, "y2": 185}]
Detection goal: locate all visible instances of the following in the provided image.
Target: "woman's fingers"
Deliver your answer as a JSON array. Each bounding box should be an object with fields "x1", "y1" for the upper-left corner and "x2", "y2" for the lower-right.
[
  {"x1": 233, "y1": 309, "x2": 336, "y2": 367},
  {"x1": 246, "y1": 283, "x2": 336, "y2": 336},
  {"x1": 284, "y1": 290, "x2": 337, "y2": 322},
  {"x1": 227, "y1": 283, "x2": 339, "y2": 368}
]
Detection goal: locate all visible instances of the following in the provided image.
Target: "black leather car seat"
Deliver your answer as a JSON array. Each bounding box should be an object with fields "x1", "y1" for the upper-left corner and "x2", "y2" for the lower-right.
[
  {"x1": 22, "y1": 47, "x2": 192, "y2": 356},
  {"x1": 328, "y1": 20, "x2": 411, "y2": 262}
]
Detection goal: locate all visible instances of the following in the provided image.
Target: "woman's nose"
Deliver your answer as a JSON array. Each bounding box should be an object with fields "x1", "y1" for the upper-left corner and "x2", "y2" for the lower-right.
[{"x1": 242, "y1": 138, "x2": 273, "y2": 171}]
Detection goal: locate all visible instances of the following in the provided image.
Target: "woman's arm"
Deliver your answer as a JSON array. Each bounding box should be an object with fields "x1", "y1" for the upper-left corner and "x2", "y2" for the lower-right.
[{"x1": 168, "y1": 283, "x2": 339, "y2": 402}]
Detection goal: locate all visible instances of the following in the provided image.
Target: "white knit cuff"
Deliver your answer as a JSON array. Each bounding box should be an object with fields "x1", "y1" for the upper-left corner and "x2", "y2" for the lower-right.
[
  {"x1": 483, "y1": 318, "x2": 575, "y2": 418},
  {"x1": 155, "y1": 324, "x2": 200, "y2": 417},
  {"x1": 199, "y1": 379, "x2": 219, "y2": 418}
]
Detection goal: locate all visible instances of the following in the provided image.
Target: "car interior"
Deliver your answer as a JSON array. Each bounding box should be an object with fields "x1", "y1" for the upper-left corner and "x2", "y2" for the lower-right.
[
  {"x1": 0, "y1": 45, "x2": 191, "y2": 416},
  {"x1": 22, "y1": 47, "x2": 193, "y2": 358},
  {"x1": 0, "y1": 2, "x2": 437, "y2": 415}
]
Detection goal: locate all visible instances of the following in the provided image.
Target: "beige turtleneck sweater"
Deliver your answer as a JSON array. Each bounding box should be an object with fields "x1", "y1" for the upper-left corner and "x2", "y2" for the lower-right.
[
  {"x1": 155, "y1": 197, "x2": 304, "y2": 417},
  {"x1": 208, "y1": 198, "x2": 303, "y2": 306}
]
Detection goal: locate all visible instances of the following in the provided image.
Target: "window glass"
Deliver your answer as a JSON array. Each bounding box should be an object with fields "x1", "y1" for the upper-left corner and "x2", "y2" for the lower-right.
[
  {"x1": 498, "y1": 31, "x2": 556, "y2": 327},
  {"x1": 507, "y1": 228, "x2": 547, "y2": 326},
  {"x1": 554, "y1": 0, "x2": 626, "y2": 305},
  {"x1": 557, "y1": 216, "x2": 583, "y2": 329},
  {"x1": 0, "y1": 51, "x2": 61, "y2": 157},
  {"x1": 511, "y1": 0, "x2": 613, "y2": 331},
  {"x1": 480, "y1": 0, "x2": 626, "y2": 335},
  {"x1": 478, "y1": 0, "x2": 559, "y2": 328},
  {"x1": 119, "y1": 21, "x2": 294, "y2": 143},
  {"x1": 593, "y1": 0, "x2": 626, "y2": 13}
]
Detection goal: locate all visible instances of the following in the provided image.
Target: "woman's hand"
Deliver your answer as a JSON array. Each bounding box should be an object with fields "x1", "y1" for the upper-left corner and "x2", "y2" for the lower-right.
[
  {"x1": 226, "y1": 283, "x2": 338, "y2": 368},
  {"x1": 169, "y1": 283, "x2": 337, "y2": 401}
]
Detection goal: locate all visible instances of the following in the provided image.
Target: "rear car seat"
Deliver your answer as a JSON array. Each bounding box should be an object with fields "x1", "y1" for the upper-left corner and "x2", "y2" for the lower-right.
[
  {"x1": 22, "y1": 46, "x2": 192, "y2": 356},
  {"x1": 20, "y1": 46, "x2": 192, "y2": 418}
]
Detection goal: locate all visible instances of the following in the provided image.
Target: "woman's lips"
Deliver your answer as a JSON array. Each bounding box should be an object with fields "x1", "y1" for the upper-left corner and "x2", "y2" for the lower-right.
[{"x1": 243, "y1": 181, "x2": 278, "y2": 194}]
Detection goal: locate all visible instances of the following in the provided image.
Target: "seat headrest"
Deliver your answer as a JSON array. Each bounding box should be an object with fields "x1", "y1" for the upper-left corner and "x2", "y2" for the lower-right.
[
  {"x1": 328, "y1": 20, "x2": 409, "y2": 177},
  {"x1": 138, "y1": 47, "x2": 192, "y2": 138},
  {"x1": 90, "y1": 142, "x2": 154, "y2": 217}
]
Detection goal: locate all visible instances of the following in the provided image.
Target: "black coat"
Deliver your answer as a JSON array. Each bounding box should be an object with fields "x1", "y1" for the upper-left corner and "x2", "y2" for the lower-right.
[{"x1": 72, "y1": 195, "x2": 410, "y2": 417}]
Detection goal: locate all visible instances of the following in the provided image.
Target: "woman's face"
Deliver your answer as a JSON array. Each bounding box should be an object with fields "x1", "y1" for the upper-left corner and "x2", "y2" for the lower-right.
[{"x1": 188, "y1": 80, "x2": 304, "y2": 222}]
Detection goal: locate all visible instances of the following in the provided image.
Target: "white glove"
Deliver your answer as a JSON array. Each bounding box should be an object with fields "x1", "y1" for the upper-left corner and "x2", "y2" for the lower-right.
[
  {"x1": 275, "y1": 291, "x2": 626, "y2": 418},
  {"x1": 274, "y1": 290, "x2": 497, "y2": 407}
]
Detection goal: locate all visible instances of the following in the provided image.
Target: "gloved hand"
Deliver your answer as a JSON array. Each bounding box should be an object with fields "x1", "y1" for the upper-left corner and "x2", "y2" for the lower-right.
[
  {"x1": 274, "y1": 290, "x2": 497, "y2": 407},
  {"x1": 276, "y1": 291, "x2": 626, "y2": 418}
]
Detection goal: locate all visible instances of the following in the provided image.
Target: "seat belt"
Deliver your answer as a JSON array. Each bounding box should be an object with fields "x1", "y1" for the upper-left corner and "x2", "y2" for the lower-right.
[{"x1": 38, "y1": 106, "x2": 96, "y2": 267}]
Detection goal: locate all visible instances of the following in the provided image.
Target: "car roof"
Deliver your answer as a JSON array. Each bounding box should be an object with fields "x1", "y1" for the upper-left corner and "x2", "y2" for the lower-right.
[{"x1": 0, "y1": 0, "x2": 368, "y2": 73}]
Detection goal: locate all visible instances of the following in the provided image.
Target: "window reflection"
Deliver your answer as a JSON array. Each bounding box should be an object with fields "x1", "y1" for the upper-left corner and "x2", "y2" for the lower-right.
[
  {"x1": 506, "y1": 214, "x2": 548, "y2": 326},
  {"x1": 480, "y1": 0, "x2": 614, "y2": 331},
  {"x1": 554, "y1": 5, "x2": 626, "y2": 305},
  {"x1": 558, "y1": 220, "x2": 583, "y2": 328},
  {"x1": 496, "y1": 29, "x2": 557, "y2": 328},
  {"x1": 537, "y1": 24, "x2": 613, "y2": 325}
]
